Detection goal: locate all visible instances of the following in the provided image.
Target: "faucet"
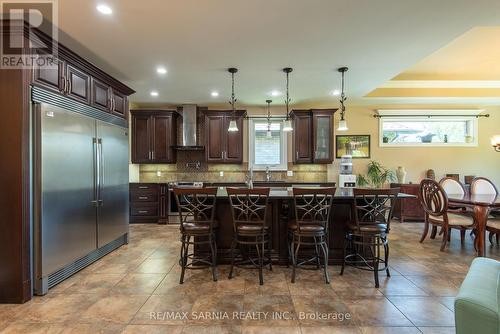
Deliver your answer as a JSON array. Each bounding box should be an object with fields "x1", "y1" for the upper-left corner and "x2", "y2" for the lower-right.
[
  {"x1": 265, "y1": 166, "x2": 271, "y2": 182},
  {"x1": 246, "y1": 166, "x2": 254, "y2": 189}
]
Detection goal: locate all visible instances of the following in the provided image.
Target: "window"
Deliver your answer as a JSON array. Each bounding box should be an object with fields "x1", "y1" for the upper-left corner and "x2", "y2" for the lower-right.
[
  {"x1": 379, "y1": 116, "x2": 478, "y2": 147},
  {"x1": 249, "y1": 120, "x2": 287, "y2": 170}
]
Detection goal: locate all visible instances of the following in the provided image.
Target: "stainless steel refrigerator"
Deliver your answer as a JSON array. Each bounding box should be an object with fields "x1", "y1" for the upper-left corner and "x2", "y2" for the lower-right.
[{"x1": 32, "y1": 88, "x2": 129, "y2": 295}]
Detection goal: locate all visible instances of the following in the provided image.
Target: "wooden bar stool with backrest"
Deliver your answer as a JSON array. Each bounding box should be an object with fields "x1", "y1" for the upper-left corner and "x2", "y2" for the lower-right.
[
  {"x1": 439, "y1": 177, "x2": 470, "y2": 243},
  {"x1": 174, "y1": 187, "x2": 218, "y2": 284},
  {"x1": 419, "y1": 179, "x2": 476, "y2": 251},
  {"x1": 340, "y1": 188, "x2": 399, "y2": 288},
  {"x1": 227, "y1": 187, "x2": 271, "y2": 285},
  {"x1": 289, "y1": 187, "x2": 335, "y2": 284},
  {"x1": 471, "y1": 177, "x2": 500, "y2": 245}
]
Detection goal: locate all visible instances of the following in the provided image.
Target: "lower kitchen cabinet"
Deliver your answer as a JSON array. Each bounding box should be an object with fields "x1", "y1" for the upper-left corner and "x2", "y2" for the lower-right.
[{"x1": 130, "y1": 183, "x2": 169, "y2": 224}]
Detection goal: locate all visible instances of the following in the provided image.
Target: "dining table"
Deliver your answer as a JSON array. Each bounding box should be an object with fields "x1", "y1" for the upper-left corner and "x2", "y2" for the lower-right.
[{"x1": 448, "y1": 193, "x2": 500, "y2": 257}]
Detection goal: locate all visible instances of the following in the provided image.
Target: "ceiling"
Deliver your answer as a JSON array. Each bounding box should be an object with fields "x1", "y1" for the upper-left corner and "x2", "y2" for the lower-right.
[
  {"x1": 54, "y1": 0, "x2": 500, "y2": 106},
  {"x1": 366, "y1": 27, "x2": 500, "y2": 104}
]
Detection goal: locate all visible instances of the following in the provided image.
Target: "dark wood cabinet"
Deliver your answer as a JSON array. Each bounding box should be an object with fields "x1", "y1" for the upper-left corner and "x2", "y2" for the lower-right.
[
  {"x1": 91, "y1": 78, "x2": 111, "y2": 111},
  {"x1": 130, "y1": 183, "x2": 169, "y2": 224},
  {"x1": 111, "y1": 89, "x2": 127, "y2": 118},
  {"x1": 66, "y1": 64, "x2": 90, "y2": 104},
  {"x1": 32, "y1": 56, "x2": 65, "y2": 93},
  {"x1": 312, "y1": 110, "x2": 334, "y2": 163},
  {"x1": 131, "y1": 113, "x2": 152, "y2": 163},
  {"x1": 205, "y1": 114, "x2": 225, "y2": 162},
  {"x1": 292, "y1": 111, "x2": 313, "y2": 163},
  {"x1": 90, "y1": 79, "x2": 128, "y2": 118},
  {"x1": 204, "y1": 111, "x2": 244, "y2": 163},
  {"x1": 131, "y1": 110, "x2": 177, "y2": 164},
  {"x1": 390, "y1": 183, "x2": 425, "y2": 223},
  {"x1": 152, "y1": 114, "x2": 176, "y2": 163},
  {"x1": 292, "y1": 109, "x2": 336, "y2": 164},
  {"x1": 33, "y1": 61, "x2": 129, "y2": 119}
]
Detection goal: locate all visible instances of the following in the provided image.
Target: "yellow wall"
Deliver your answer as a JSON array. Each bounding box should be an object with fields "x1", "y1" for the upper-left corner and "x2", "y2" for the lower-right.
[
  {"x1": 326, "y1": 105, "x2": 500, "y2": 186},
  {"x1": 130, "y1": 102, "x2": 500, "y2": 186}
]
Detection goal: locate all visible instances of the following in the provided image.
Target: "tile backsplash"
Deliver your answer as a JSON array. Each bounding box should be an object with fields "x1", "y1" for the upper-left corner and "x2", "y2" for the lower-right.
[{"x1": 139, "y1": 153, "x2": 327, "y2": 183}]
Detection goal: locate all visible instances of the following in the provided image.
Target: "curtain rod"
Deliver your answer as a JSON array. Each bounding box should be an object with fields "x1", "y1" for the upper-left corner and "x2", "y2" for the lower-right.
[{"x1": 373, "y1": 114, "x2": 489, "y2": 118}]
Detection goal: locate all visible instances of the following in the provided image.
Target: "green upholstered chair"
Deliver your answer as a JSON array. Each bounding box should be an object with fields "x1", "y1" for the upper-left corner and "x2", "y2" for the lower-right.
[{"x1": 455, "y1": 257, "x2": 500, "y2": 334}]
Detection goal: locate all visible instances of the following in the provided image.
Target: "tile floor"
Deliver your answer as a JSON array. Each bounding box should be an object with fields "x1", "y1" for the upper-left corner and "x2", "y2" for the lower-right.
[{"x1": 1, "y1": 222, "x2": 500, "y2": 334}]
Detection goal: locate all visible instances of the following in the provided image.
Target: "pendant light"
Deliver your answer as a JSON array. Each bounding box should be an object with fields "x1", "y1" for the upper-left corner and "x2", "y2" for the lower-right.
[
  {"x1": 337, "y1": 67, "x2": 348, "y2": 131},
  {"x1": 282, "y1": 67, "x2": 293, "y2": 132},
  {"x1": 227, "y1": 67, "x2": 239, "y2": 132},
  {"x1": 266, "y1": 99, "x2": 272, "y2": 138}
]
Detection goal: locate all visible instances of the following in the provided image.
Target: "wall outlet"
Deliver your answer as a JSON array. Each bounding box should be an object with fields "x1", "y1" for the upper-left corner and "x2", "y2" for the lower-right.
[
  {"x1": 156, "y1": 171, "x2": 162, "y2": 177},
  {"x1": 219, "y1": 171, "x2": 224, "y2": 177},
  {"x1": 287, "y1": 170, "x2": 293, "y2": 177}
]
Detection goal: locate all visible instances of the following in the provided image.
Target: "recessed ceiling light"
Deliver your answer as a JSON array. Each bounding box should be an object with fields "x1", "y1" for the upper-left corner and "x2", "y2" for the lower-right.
[
  {"x1": 156, "y1": 66, "x2": 167, "y2": 75},
  {"x1": 331, "y1": 89, "x2": 340, "y2": 96},
  {"x1": 96, "y1": 4, "x2": 113, "y2": 15},
  {"x1": 150, "y1": 91, "x2": 159, "y2": 97},
  {"x1": 270, "y1": 90, "x2": 282, "y2": 97},
  {"x1": 211, "y1": 91, "x2": 219, "y2": 97}
]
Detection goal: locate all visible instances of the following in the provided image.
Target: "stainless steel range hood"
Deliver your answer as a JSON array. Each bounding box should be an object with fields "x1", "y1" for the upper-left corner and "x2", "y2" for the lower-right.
[{"x1": 173, "y1": 104, "x2": 204, "y2": 150}]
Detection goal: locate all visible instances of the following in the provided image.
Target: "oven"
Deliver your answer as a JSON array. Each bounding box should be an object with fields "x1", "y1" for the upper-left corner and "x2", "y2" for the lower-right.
[{"x1": 168, "y1": 182, "x2": 204, "y2": 217}]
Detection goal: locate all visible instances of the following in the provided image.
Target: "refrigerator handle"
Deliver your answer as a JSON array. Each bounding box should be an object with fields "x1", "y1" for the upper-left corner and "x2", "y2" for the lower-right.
[
  {"x1": 92, "y1": 137, "x2": 99, "y2": 206},
  {"x1": 98, "y1": 138, "x2": 104, "y2": 206}
]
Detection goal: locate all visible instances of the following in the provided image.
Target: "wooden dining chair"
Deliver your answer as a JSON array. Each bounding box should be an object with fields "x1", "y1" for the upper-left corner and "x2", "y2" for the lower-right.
[
  {"x1": 439, "y1": 177, "x2": 471, "y2": 240},
  {"x1": 471, "y1": 177, "x2": 500, "y2": 245},
  {"x1": 419, "y1": 179, "x2": 476, "y2": 251}
]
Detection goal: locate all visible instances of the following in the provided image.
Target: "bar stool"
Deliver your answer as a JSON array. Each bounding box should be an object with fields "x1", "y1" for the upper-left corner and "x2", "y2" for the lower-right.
[
  {"x1": 173, "y1": 187, "x2": 218, "y2": 284},
  {"x1": 227, "y1": 187, "x2": 271, "y2": 285},
  {"x1": 289, "y1": 187, "x2": 335, "y2": 284},
  {"x1": 340, "y1": 188, "x2": 399, "y2": 288}
]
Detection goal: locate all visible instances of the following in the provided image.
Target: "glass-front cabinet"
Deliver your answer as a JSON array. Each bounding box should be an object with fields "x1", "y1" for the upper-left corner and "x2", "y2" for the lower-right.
[{"x1": 292, "y1": 109, "x2": 336, "y2": 164}]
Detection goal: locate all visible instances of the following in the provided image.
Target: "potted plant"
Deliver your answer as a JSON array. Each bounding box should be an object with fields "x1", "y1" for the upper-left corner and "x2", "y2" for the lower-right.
[{"x1": 357, "y1": 161, "x2": 396, "y2": 188}]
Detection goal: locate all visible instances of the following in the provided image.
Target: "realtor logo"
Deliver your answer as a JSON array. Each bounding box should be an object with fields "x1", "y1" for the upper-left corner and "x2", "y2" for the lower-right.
[{"x1": 0, "y1": 0, "x2": 58, "y2": 69}]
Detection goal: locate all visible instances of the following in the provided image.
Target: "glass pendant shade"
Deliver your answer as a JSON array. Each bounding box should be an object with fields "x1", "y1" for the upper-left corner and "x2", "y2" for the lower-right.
[
  {"x1": 337, "y1": 119, "x2": 348, "y2": 131},
  {"x1": 228, "y1": 119, "x2": 238, "y2": 132},
  {"x1": 266, "y1": 129, "x2": 272, "y2": 138},
  {"x1": 283, "y1": 119, "x2": 293, "y2": 132}
]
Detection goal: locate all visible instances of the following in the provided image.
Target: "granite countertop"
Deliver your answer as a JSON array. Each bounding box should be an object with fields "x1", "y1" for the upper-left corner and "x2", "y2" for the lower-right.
[{"x1": 215, "y1": 187, "x2": 416, "y2": 199}]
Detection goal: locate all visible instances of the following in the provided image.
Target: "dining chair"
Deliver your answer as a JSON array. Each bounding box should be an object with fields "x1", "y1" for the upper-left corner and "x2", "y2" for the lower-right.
[
  {"x1": 289, "y1": 187, "x2": 335, "y2": 284},
  {"x1": 340, "y1": 188, "x2": 399, "y2": 288},
  {"x1": 439, "y1": 177, "x2": 467, "y2": 197},
  {"x1": 227, "y1": 187, "x2": 271, "y2": 285},
  {"x1": 439, "y1": 177, "x2": 470, "y2": 240},
  {"x1": 471, "y1": 177, "x2": 500, "y2": 245},
  {"x1": 174, "y1": 187, "x2": 218, "y2": 284},
  {"x1": 419, "y1": 179, "x2": 476, "y2": 251}
]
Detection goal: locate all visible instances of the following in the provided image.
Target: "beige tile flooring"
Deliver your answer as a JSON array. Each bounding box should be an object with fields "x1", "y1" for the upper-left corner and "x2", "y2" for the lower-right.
[{"x1": 2, "y1": 222, "x2": 500, "y2": 334}]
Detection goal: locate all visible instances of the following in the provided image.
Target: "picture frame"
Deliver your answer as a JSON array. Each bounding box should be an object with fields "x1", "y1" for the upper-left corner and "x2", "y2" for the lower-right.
[{"x1": 336, "y1": 135, "x2": 371, "y2": 159}]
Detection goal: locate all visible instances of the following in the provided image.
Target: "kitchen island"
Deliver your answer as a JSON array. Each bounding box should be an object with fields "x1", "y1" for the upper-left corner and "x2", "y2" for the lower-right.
[{"x1": 196, "y1": 187, "x2": 411, "y2": 265}]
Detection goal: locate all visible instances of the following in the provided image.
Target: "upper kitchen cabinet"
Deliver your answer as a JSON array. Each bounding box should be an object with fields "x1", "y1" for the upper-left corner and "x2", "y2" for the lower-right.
[
  {"x1": 204, "y1": 111, "x2": 244, "y2": 164},
  {"x1": 31, "y1": 32, "x2": 134, "y2": 120},
  {"x1": 90, "y1": 79, "x2": 128, "y2": 118},
  {"x1": 65, "y1": 64, "x2": 90, "y2": 104},
  {"x1": 131, "y1": 110, "x2": 178, "y2": 164},
  {"x1": 291, "y1": 109, "x2": 337, "y2": 164},
  {"x1": 292, "y1": 110, "x2": 313, "y2": 163},
  {"x1": 33, "y1": 60, "x2": 91, "y2": 104},
  {"x1": 32, "y1": 54, "x2": 65, "y2": 94}
]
